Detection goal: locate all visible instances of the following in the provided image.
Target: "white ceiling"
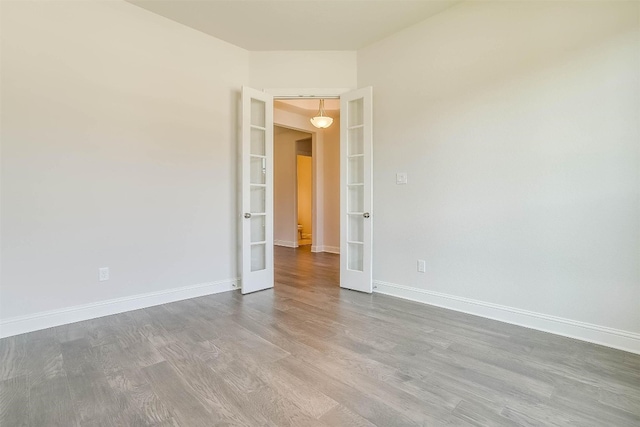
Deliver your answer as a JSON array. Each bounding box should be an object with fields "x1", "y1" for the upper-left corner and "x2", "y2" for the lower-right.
[
  {"x1": 276, "y1": 99, "x2": 340, "y2": 114},
  {"x1": 127, "y1": 0, "x2": 461, "y2": 51}
]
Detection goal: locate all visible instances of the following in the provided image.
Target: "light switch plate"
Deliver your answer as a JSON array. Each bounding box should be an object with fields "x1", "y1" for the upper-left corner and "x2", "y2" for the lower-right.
[
  {"x1": 396, "y1": 172, "x2": 408, "y2": 185},
  {"x1": 417, "y1": 260, "x2": 426, "y2": 273},
  {"x1": 99, "y1": 267, "x2": 109, "y2": 281}
]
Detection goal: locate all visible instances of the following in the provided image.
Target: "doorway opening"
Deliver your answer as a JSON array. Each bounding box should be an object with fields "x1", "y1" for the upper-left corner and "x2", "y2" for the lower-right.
[
  {"x1": 273, "y1": 98, "x2": 341, "y2": 289},
  {"x1": 296, "y1": 138, "x2": 313, "y2": 246}
]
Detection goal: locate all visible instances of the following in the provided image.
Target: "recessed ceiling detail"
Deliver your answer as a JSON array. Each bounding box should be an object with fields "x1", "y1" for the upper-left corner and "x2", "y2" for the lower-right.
[{"x1": 127, "y1": 0, "x2": 461, "y2": 51}]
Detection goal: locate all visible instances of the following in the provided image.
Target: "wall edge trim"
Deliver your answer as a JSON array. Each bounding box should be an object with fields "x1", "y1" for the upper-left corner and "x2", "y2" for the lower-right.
[
  {"x1": 274, "y1": 240, "x2": 298, "y2": 248},
  {"x1": 322, "y1": 245, "x2": 340, "y2": 254},
  {"x1": 373, "y1": 280, "x2": 640, "y2": 355},
  {"x1": 0, "y1": 278, "x2": 240, "y2": 338}
]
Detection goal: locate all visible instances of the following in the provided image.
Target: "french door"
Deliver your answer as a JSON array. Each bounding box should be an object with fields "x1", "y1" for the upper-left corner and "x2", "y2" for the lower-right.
[
  {"x1": 240, "y1": 87, "x2": 274, "y2": 294},
  {"x1": 240, "y1": 86, "x2": 372, "y2": 294},
  {"x1": 340, "y1": 87, "x2": 373, "y2": 293}
]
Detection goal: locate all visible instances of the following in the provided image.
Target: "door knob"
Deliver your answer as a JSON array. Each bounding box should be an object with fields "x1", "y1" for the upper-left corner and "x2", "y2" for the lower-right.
[
  {"x1": 244, "y1": 213, "x2": 252, "y2": 219},
  {"x1": 363, "y1": 212, "x2": 370, "y2": 218}
]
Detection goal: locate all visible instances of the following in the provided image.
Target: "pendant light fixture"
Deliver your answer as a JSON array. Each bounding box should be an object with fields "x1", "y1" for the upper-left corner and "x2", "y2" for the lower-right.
[{"x1": 310, "y1": 99, "x2": 333, "y2": 129}]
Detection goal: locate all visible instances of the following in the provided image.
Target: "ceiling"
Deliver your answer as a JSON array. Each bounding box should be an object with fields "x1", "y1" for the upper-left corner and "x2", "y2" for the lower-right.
[
  {"x1": 276, "y1": 99, "x2": 340, "y2": 115},
  {"x1": 127, "y1": 0, "x2": 461, "y2": 51}
]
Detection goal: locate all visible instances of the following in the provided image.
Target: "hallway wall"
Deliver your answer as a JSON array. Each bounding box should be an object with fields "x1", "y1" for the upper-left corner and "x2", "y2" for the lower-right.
[{"x1": 274, "y1": 128, "x2": 312, "y2": 247}]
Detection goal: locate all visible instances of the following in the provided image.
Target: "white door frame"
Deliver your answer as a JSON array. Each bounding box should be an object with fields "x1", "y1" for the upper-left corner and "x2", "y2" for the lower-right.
[{"x1": 267, "y1": 88, "x2": 372, "y2": 290}]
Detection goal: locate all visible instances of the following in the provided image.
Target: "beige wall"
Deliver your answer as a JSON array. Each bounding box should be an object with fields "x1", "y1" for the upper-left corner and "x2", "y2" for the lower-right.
[
  {"x1": 322, "y1": 117, "x2": 341, "y2": 251},
  {"x1": 249, "y1": 51, "x2": 357, "y2": 90},
  {"x1": 0, "y1": 0, "x2": 249, "y2": 320},
  {"x1": 273, "y1": 128, "x2": 311, "y2": 246},
  {"x1": 297, "y1": 155, "x2": 313, "y2": 239},
  {"x1": 359, "y1": 1, "x2": 640, "y2": 334}
]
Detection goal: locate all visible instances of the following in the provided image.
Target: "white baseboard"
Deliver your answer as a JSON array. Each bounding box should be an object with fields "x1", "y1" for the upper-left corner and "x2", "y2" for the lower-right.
[
  {"x1": 311, "y1": 245, "x2": 340, "y2": 254},
  {"x1": 274, "y1": 240, "x2": 298, "y2": 248},
  {"x1": 0, "y1": 279, "x2": 240, "y2": 339},
  {"x1": 373, "y1": 280, "x2": 640, "y2": 355},
  {"x1": 322, "y1": 245, "x2": 340, "y2": 254}
]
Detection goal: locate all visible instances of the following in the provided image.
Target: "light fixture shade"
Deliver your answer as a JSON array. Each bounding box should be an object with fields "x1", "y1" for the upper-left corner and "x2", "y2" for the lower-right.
[
  {"x1": 310, "y1": 115, "x2": 333, "y2": 129},
  {"x1": 310, "y1": 99, "x2": 333, "y2": 129}
]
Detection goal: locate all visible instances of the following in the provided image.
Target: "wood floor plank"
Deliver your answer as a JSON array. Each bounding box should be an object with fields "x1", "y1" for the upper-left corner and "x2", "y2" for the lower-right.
[
  {"x1": 142, "y1": 361, "x2": 216, "y2": 427},
  {"x1": 159, "y1": 352, "x2": 260, "y2": 426},
  {"x1": 319, "y1": 404, "x2": 378, "y2": 427},
  {"x1": 0, "y1": 375, "x2": 29, "y2": 427},
  {"x1": 209, "y1": 339, "x2": 339, "y2": 419},
  {"x1": 29, "y1": 375, "x2": 78, "y2": 427},
  {"x1": 24, "y1": 334, "x2": 65, "y2": 388},
  {"x1": 103, "y1": 367, "x2": 174, "y2": 427},
  {"x1": 453, "y1": 399, "x2": 520, "y2": 427},
  {"x1": 276, "y1": 355, "x2": 422, "y2": 427},
  {"x1": 0, "y1": 335, "x2": 27, "y2": 383}
]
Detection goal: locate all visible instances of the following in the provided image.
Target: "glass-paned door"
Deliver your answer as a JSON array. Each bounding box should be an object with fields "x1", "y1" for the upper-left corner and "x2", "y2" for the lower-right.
[
  {"x1": 241, "y1": 87, "x2": 274, "y2": 294},
  {"x1": 340, "y1": 87, "x2": 373, "y2": 293}
]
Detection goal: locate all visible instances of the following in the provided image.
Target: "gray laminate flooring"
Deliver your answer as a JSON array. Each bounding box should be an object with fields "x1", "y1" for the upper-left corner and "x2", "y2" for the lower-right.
[{"x1": 1, "y1": 246, "x2": 639, "y2": 426}]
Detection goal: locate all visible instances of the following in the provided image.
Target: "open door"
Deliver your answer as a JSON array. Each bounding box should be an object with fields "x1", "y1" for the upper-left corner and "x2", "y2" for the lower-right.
[
  {"x1": 340, "y1": 87, "x2": 373, "y2": 293},
  {"x1": 241, "y1": 87, "x2": 274, "y2": 294}
]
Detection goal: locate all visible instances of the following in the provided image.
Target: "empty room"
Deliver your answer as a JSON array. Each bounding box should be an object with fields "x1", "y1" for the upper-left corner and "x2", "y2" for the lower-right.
[{"x1": 1, "y1": 0, "x2": 639, "y2": 426}]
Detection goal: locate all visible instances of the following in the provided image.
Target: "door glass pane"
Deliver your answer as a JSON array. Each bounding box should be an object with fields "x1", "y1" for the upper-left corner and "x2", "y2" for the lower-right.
[
  {"x1": 250, "y1": 186, "x2": 266, "y2": 213},
  {"x1": 348, "y1": 186, "x2": 364, "y2": 213},
  {"x1": 348, "y1": 243, "x2": 364, "y2": 271},
  {"x1": 348, "y1": 157, "x2": 364, "y2": 184},
  {"x1": 348, "y1": 215, "x2": 364, "y2": 242},
  {"x1": 251, "y1": 128, "x2": 265, "y2": 156},
  {"x1": 251, "y1": 244, "x2": 266, "y2": 271},
  {"x1": 251, "y1": 98, "x2": 266, "y2": 127},
  {"x1": 348, "y1": 98, "x2": 364, "y2": 127},
  {"x1": 251, "y1": 215, "x2": 265, "y2": 243},
  {"x1": 348, "y1": 127, "x2": 364, "y2": 155},
  {"x1": 250, "y1": 156, "x2": 266, "y2": 184}
]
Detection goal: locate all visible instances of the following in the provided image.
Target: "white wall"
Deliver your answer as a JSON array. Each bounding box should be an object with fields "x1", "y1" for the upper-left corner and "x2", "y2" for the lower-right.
[
  {"x1": 0, "y1": 1, "x2": 249, "y2": 325},
  {"x1": 249, "y1": 51, "x2": 357, "y2": 90},
  {"x1": 359, "y1": 1, "x2": 640, "y2": 339}
]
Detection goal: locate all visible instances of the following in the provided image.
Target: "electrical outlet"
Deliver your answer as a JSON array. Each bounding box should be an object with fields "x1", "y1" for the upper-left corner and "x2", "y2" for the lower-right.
[
  {"x1": 396, "y1": 172, "x2": 408, "y2": 185},
  {"x1": 99, "y1": 267, "x2": 109, "y2": 281},
  {"x1": 417, "y1": 260, "x2": 426, "y2": 273}
]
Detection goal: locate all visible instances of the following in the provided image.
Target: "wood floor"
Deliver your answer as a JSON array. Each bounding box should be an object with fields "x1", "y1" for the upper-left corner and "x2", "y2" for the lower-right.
[{"x1": 1, "y1": 246, "x2": 639, "y2": 426}]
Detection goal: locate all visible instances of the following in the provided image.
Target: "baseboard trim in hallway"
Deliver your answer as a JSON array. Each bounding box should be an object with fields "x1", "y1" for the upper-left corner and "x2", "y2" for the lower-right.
[
  {"x1": 274, "y1": 240, "x2": 298, "y2": 248},
  {"x1": 0, "y1": 278, "x2": 239, "y2": 339},
  {"x1": 311, "y1": 245, "x2": 340, "y2": 254},
  {"x1": 373, "y1": 280, "x2": 640, "y2": 355}
]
